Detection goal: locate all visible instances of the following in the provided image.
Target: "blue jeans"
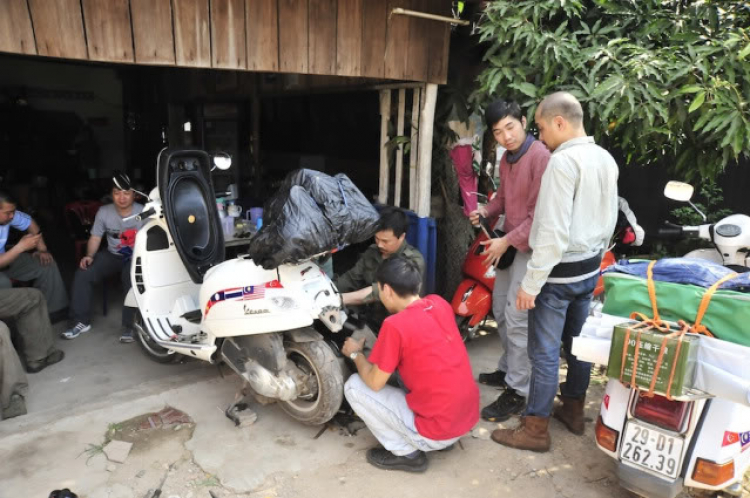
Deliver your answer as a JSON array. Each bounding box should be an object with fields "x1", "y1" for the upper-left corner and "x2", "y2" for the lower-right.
[{"x1": 525, "y1": 274, "x2": 597, "y2": 418}]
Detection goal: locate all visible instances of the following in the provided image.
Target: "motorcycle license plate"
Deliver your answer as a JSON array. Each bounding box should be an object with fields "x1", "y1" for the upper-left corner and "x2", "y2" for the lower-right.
[{"x1": 620, "y1": 421, "x2": 684, "y2": 479}]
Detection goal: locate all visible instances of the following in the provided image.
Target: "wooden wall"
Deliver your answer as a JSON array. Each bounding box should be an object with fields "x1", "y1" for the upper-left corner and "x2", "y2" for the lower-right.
[{"x1": 0, "y1": 0, "x2": 452, "y2": 84}]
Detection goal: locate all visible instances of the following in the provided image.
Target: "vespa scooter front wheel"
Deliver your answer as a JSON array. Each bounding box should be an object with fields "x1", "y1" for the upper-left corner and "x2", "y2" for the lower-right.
[
  {"x1": 280, "y1": 340, "x2": 344, "y2": 426},
  {"x1": 133, "y1": 311, "x2": 179, "y2": 364}
]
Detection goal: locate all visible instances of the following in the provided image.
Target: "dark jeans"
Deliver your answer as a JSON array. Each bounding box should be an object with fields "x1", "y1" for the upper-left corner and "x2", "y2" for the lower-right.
[
  {"x1": 70, "y1": 251, "x2": 133, "y2": 327},
  {"x1": 525, "y1": 274, "x2": 598, "y2": 418}
]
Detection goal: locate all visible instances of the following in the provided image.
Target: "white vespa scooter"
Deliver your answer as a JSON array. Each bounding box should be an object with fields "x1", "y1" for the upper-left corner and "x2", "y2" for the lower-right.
[
  {"x1": 124, "y1": 148, "x2": 348, "y2": 425},
  {"x1": 594, "y1": 181, "x2": 750, "y2": 497}
]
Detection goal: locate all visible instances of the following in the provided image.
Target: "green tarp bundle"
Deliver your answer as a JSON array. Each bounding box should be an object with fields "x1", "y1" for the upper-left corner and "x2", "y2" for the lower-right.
[{"x1": 601, "y1": 273, "x2": 750, "y2": 347}]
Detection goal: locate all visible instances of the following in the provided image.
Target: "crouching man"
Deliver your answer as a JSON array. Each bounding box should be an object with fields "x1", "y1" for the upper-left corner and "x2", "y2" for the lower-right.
[{"x1": 342, "y1": 256, "x2": 479, "y2": 473}]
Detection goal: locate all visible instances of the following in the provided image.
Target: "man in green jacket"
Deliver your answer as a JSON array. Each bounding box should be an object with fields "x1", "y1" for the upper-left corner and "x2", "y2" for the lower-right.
[{"x1": 336, "y1": 207, "x2": 425, "y2": 331}]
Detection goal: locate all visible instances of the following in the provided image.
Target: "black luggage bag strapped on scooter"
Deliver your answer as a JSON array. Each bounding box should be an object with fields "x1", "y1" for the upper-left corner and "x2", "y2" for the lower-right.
[{"x1": 249, "y1": 169, "x2": 380, "y2": 270}]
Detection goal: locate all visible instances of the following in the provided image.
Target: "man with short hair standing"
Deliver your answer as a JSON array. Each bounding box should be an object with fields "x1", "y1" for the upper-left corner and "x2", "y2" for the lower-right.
[
  {"x1": 342, "y1": 256, "x2": 479, "y2": 473},
  {"x1": 63, "y1": 172, "x2": 144, "y2": 343},
  {"x1": 470, "y1": 100, "x2": 550, "y2": 422},
  {"x1": 492, "y1": 92, "x2": 618, "y2": 452}
]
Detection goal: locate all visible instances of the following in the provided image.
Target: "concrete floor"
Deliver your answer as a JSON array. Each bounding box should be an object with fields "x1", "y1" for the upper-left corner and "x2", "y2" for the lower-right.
[
  {"x1": 26, "y1": 300, "x2": 215, "y2": 417},
  {"x1": 0, "y1": 312, "x2": 700, "y2": 498}
]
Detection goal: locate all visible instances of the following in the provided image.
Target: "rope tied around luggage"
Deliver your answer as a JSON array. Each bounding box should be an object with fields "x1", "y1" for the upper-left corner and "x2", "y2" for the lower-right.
[{"x1": 617, "y1": 261, "x2": 739, "y2": 399}]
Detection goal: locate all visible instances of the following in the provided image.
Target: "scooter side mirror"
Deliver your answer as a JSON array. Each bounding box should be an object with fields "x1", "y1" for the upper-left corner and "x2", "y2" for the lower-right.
[
  {"x1": 664, "y1": 181, "x2": 694, "y2": 202},
  {"x1": 212, "y1": 153, "x2": 232, "y2": 171}
]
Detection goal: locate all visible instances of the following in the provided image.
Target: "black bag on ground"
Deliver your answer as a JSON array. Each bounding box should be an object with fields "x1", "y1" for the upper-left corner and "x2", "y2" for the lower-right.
[{"x1": 249, "y1": 169, "x2": 379, "y2": 269}]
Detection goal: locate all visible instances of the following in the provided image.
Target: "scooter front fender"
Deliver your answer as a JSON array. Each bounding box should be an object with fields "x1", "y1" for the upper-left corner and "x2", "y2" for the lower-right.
[{"x1": 451, "y1": 279, "x2": 492, "y2": 327}]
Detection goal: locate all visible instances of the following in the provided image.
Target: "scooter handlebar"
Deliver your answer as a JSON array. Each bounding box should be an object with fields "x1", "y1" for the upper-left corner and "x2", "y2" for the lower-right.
[
  {"x1": 657, "y1": 225, "x2": 684, "y2": 240},
  {"x1": 477, "y1": 216, "x2": 501, "y2": 239}
]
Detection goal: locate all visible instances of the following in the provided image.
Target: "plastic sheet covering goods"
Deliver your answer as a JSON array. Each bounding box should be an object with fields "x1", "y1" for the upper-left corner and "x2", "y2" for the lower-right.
[{"x1": 249, "y1": 169, "x2": 380, "y2": 269}]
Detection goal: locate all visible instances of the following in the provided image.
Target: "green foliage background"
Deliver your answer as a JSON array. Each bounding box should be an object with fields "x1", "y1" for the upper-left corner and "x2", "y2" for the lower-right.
[{"x1": 475, "y1": 0, "x2": 750, "y2": 180}]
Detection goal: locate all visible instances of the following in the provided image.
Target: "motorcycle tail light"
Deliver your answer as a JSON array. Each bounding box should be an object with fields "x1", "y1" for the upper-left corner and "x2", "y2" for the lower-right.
[
  {"x1": 595, "y1": 416, "x2": 619, "y2": 452},
  {"x1": 633, "y1": 392, "x2": 689, "y2": 432},
  {"x1": 692, "y1": 458, "x2": 735, "y2": 486}
]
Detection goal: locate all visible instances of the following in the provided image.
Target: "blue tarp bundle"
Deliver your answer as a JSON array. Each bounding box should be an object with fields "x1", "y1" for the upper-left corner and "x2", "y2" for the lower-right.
[{"x1": 604, "y1": 257, "x2": 750, "y2": 292}]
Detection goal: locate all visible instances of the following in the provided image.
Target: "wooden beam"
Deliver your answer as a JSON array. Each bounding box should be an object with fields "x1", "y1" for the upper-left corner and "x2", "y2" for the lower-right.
[
  {"x1": 404, "y1": 0, "x2": 430, "y2": 82},
  {"x1": 425, "y1": 0, "x2": 451, "y2": 84},
  {"x1": 378, "y1": 89, "x2": 392, "y2": 205},
  {"x1": 245, "y1": 0, "x2": 279, "y2": 71},
  {"x1": 0, "y1": 0, "x2": 36, "y2": 55},
  {"x1": 335, "y1": 0, "x2": 362, "y2": 77},
  {"x1": 81, "y1": 0, "x2": 134, "y2": 63},
  {"x1": 394, "y1": 88, "x2": 406, "y2": 207},
  {"x1": 131, "y1": 0, "x2": 175, "y2": 64},
  {"x1": 384, "y1": 0, "x2": 410, "y2": 80},
  {"x1": 211, "y1": 0, "x2": 247, "y2": 69},
  {"x1": 409, "y1": 86, "x2": 420, "y2": 211},
  {"x1": 416, "y1": 83, "x2": 437, "y2": 217},
  {"x1": 172, "y1": 0, "x2": 211, "y2": 68},
  {"x1": 278, "y1": 0, "x2": 309, "y2": 73},
  {"x1": 309, "y1": 0, "x2": 337, "y2": 75},
  {"x1": 360, "y1": 0, "x2": 386, "y2": 78},
  {"x1": 28, "y1": 0, "x2": 87, "y2": 60}
]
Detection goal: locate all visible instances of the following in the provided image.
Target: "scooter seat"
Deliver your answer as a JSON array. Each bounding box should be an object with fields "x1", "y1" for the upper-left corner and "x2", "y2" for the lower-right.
[{"x1": 158, "y1": 149, "x2": 225, "y2": 284}]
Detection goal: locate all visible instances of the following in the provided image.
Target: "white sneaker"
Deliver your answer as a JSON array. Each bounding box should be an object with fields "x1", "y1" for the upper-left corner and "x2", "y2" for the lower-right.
[{"x1": 61, "y1": 322, "x2": 91, "y2": 340}]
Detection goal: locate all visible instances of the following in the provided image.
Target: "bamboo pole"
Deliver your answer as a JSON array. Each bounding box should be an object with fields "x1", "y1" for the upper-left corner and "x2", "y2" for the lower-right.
[
  {"x1": 394, "y1": 88, "x2": 406, "y2": 207},
  {"x1": 378, "y1": 89, "x2": 392, "y2": 205},
  {"x1": 409, "y1": 87, "x2": 421, "y2": 212},
  {"x1": 416, "y1": 83, "x2": 437, "y2": 217}
]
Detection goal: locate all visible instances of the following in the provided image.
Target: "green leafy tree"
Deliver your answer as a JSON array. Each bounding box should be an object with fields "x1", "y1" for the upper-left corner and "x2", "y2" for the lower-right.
[{"x1": 475, "y1": 0, "x2": 750, "y2": 180}]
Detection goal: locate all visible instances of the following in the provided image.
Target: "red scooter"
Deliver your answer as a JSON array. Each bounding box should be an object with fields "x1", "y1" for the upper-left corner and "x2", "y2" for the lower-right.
[
  {"x1": 451, "y1": 215, "x2": 502, "y2": 341},
  {"x1": 452, "y1": 197, "x2": 642, "y2": 341}
]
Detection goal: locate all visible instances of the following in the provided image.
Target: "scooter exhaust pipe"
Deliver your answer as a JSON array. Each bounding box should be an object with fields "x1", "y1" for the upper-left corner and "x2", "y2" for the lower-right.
[{"x1": 221, "y1": 338, "x2": 298, "y2": 401}]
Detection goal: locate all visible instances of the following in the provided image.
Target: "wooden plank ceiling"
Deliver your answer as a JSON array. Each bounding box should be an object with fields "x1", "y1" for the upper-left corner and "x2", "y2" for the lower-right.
[{"x1": 0, "y1": 0, "x2": 451, "y2": 84}]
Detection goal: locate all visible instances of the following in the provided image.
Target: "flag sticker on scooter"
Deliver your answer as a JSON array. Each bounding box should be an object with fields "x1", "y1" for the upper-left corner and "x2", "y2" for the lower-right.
[
  {"x1": 242, "y1": 286, "x2": 265, "y2": 300},
  {"x1": 721, "y1": 430, "x2": 750, "y2": 451},
  {"x1": 205, "y1": 284, "x2": 271, "y2": 315}
]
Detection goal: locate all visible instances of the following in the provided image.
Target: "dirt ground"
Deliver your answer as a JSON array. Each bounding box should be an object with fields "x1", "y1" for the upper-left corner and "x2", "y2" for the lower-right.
[{"x1": 2, "y1": 325, "x2": 749, "y2": 498}]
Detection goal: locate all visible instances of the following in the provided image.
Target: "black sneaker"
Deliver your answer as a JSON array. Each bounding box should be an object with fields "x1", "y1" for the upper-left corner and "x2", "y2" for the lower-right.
[
  {"x1": 481, "y1": 388, "x2": 526, "y2": 422},
  {"x1": 478, "y1": 369, "x2": 507, "y2": 388},
  {"x1": 365, "y1": 447, "x2": 428, "y2": 473}
]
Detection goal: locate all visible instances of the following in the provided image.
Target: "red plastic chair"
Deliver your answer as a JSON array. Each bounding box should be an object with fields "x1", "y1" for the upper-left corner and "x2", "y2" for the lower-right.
[{"x1": 64, "y1": 201, "x2": 102, "y2": 263}]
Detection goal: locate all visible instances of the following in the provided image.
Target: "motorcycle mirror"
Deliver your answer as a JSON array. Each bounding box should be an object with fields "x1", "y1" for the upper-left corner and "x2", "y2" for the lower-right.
[
  {"x1": 664, "y1": 181, "x2": 694, "y2": 202},
  {"x1": 212, "y1": 153, "x2": 232, "y2": 171}
]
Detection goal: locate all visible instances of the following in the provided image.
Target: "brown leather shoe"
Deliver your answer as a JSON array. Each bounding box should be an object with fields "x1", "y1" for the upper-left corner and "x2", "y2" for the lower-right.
[
  {"x1": 491, "y1": 415, "x2": 551, "y2": 452},
  {"x1": 553, "y1": 395, "x2": 585, "y2": 435}
]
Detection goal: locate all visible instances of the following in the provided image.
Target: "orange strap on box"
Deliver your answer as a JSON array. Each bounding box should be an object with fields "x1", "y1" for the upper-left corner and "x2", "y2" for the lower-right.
[
  {"x1": 648, "y1": 320, "x2": 690, "y2": 400},
  {"x1": 645, "y1": 260, "x2": 664, "y2": 326},
  {"x1": 691, "y1": 272, "x2": 738, "y2": 336}
]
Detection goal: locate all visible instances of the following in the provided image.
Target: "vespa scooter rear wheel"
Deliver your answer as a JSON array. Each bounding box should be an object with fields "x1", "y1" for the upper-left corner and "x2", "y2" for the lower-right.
[{"x1": 280, "y1": 340, "x2": 344, "y2": 426}]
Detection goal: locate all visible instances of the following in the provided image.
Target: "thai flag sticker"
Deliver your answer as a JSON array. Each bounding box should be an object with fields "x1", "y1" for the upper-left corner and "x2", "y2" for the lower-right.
[{"x1": 243, "y1": 286, "x2": 265, "y2": 301}]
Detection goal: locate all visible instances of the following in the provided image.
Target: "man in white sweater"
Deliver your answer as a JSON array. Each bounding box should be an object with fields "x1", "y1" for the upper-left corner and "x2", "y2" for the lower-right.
[{"x1": 492, "y1": 92, "x2": 619, "y2": 452}]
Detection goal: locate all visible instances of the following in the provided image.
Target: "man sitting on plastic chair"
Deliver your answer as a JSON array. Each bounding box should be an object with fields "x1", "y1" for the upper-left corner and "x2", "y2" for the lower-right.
[
  {"x1": 62, "y1": 172, "x2": 144, "y2": 343},
  {"x1": 0, "y1": 192, "x2": 69, "y2": 317}
]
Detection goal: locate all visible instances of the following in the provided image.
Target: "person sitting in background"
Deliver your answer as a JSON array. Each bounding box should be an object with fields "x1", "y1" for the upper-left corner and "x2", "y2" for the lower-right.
[
  {"x1": 62, "y1": 172, "x2": 144, "y2": 343},
  {"x1": 0, "y1": 192, "x2": 68, "y2": 317},
  {"x1": 0, "y1": 320, "x2": 28, "y2": 420},
  {"x1": 335, "y1": 207, "x2": 425, "y2": 331},
  {"x1": 342, "y1": 256, "x2": 479, "y2": 473},
  {"x1": 0, "y1": 288, "x2": 64, "y2": 373}
]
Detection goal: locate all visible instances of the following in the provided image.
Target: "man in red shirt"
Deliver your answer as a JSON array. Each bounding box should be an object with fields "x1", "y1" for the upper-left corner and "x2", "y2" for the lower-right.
[
  {"x1": 470, "y1": 100, "x2": 550, "y2": 422},
  {"x1": 342, "y1": 256, "x2": 479, "y2": 473}
]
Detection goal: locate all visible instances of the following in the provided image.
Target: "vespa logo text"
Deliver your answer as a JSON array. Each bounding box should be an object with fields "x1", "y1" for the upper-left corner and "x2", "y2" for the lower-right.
[{"x1": 244, "y1": 304, "x2": 270, "y2": 315}]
